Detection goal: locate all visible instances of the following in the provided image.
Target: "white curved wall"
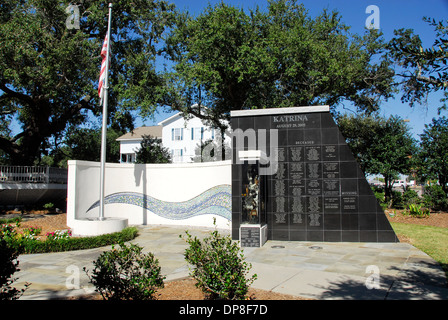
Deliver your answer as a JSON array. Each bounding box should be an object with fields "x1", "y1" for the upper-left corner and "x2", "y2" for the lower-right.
[{"x1": 67, "y1": 160, "x2": 232, "y2": 234}]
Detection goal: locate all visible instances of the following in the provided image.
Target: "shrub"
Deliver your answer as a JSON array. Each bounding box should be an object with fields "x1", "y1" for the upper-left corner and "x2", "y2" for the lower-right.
[
  {"x1": 0, "y1": 228, "x2": 29, "y2": 300},
  {"x1": 391, "y1": 190, "x2": 404, "y2": 209},
  {"x1": 22, "y1": 226, "x2": 138, "y2": 254},
  {"x1": 0, "y1": 217, "x2": 22, "y2": 225},
  {"x1": 423, "y1": 185, "x2": 448, "y2": 211},
  {"x1": 0, "y1": 223, "x2": 138, "y2": 254},
  {"x1": 402, "y1": 188, "x2": 421, "y2": 206},
  {"x1": 181, "y1": 221, "x2": 257, "y2": 300},
  {"x1": 84, "y1": 241, "x2": 165, "y2": 300}
]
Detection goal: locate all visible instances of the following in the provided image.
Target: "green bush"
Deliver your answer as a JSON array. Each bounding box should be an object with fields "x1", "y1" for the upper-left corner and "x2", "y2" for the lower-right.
[
  {"x1": 423, "y1": 185, "x2": 448, "y2": 211},
  {"x1": 181, "y1": 221, "x2": 257, "y2": 300},
  {"x1": 402, "y1": 188, "x2": 421, "y2": 206},
  {"x1": 84, "y1": 241, "x2": 165, "y2": 300},
  {"x1": 391, "y1": 190, "x2": 404, "y2": 209},
  {"x1": 0, "y1": 227, "x2": 29, "y2": 300},
  {"x1": 0, "y1": 217, "x2": 22, "y2": 225}
]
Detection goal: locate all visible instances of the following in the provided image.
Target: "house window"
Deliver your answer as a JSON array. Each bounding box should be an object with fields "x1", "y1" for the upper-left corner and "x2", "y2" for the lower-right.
[
  {"x1": 191, "y1": 127, "x2": 204, "y2": 140},
  {"x1": 121, "y1": 153, "x2": 135, "y2": 163},
  {"x1": 172, "y1": 128, "x2": 183, "y2": 141},
  {"x1": 171, "y1": 149, "x2": 183, "y2": 162}
]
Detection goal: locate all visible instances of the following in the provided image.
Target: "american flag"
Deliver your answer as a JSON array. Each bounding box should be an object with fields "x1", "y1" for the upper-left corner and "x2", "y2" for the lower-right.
[{"x1": 98, "y1": 34, "x2": 109, "y2": 100}]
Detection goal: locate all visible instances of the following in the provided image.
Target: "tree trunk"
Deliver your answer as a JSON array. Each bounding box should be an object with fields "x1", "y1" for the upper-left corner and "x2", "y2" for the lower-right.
[{"x1": 384, "y1": 176, "x2": 394, "y2": 208}]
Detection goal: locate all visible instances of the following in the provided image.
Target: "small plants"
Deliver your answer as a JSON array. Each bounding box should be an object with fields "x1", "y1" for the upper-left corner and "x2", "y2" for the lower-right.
[
  {"x1": 43, "y1": 202, "x2": 54, "y2": 210},
  {"x1": 84, "y1": 241, "x2": 165, "y2": 300},
  {"x1": 408, "y1": 204, "x2": 430, "y2": 218},
  {"x1": 46, "y1": 229, "x2": 71, "y2": 240},
  {"x1": 23, "y1": 226, "x2": 42, "y2": 237},
  {"x1": 180, "y1": 219, "x2": 257, "y2": 300},
  {"x1": 0, "y1": 220, "x2": 138, "y2": 253}
]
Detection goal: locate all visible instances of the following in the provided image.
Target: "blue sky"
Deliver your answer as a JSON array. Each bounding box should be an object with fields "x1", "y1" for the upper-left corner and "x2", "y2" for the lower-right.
[{"x1": 143, "y1": 0, "x2": 448, "y2": 139}]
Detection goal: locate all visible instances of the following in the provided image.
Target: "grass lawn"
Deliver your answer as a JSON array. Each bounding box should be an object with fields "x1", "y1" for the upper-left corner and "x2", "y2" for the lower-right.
[{"x1": 391, "y1": 222, "x2": 448, "y2": 278}]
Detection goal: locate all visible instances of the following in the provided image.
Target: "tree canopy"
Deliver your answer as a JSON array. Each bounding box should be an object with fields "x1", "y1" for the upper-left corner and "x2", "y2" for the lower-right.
[
  {"x1": 135, "y1": 135, "x2": 171, "y2": 164},
  {"x1": 0, "y1": 0, "x2": 177, "y2": 165},
  {"x1": 418, "y1": 117, "x2": 448, "y2": 193},
  {"x1": 2, "y1": 0, "x2": 442, "y2": 168},
  {"x1": 163, "y1": 0, "x2": 395, "y2": 130},
  {"x1": 337, "y1": 113, "x2": 417, "y2": 204},
  {"x1": 389, "y1": 17, "x2": 448, "y2": 112}
]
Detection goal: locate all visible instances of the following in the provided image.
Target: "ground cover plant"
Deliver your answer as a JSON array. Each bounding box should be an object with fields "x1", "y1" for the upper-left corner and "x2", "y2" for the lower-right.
[{"x1": 0, "y1": 220, "x2": 138, "y2": 254}]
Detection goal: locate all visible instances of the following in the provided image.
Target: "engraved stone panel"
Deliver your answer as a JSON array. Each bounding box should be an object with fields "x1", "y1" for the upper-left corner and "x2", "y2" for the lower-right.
[
  {"x1": 324, "y1": 197, "x2": 340, "y2": 213},
  {"x1": 323, "y1": 162, "x2": 339, "y2": 179},
  {"x1": 291, "y1": 197, "x2": 305, "y2": 213},
  {"x1": 232, "y1": 107, "x2": 398, "y2": 243},
  {"x1": 289, "y1": 147, "x2": 304, "y2": 162},
  {"x1": 305, "y1": 146, "x2": 321, "y2": 161}
]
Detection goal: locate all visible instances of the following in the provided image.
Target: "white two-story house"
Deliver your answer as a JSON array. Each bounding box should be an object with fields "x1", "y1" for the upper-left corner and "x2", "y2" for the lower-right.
[
  {"x1": 116, "y1": 125, "x2": 163, "y2": 163},
  {"x1": 117, "y1": 109, "x2": 229, "y2": 163}
]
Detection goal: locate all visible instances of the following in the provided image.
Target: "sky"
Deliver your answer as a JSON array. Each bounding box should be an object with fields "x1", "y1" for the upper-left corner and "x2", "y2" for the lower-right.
[{"x1": 141, "y1": 0, "x2": 448, "y2": 139}]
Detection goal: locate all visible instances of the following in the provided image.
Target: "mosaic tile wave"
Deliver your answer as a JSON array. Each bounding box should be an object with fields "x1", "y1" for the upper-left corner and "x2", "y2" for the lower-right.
[{"x1": 86, "y1": 184, "x2": 231, "y2": 221}]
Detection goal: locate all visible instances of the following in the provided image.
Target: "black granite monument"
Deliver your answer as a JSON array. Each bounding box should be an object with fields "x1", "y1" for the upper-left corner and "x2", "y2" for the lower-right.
[{"x1": 231, "y1": 106, "x2": 398, "y2": 245}]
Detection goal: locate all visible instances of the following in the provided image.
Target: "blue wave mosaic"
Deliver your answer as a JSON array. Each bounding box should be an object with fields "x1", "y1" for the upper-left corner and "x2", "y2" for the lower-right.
[{"x1": 86, "y1": 184, "x2": 231, "y2": 221}]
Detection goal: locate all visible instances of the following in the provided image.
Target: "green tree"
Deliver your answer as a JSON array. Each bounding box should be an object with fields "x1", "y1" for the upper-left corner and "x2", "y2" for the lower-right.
[
  {"x1": 164, "y1": 0, "x2": 395, "y2": 129},
  {"x1": 338, "y1": 113, "x2": 417, "y2": 205},
  {"x1": 40, "y1": 126, "x2": 123, "y2": 167},
  {"x1": 418, "y1": 117, "x2": 448, "y2": 194},
  {"x1": 389, "y1": 18, "x2": 448, "y2": 112},
  {"x1": 135, "y1": 135, "x2": 171, "y2": 164},
  {"x1": 0, "y1": 0, "x2": 176, "y2": 165}
]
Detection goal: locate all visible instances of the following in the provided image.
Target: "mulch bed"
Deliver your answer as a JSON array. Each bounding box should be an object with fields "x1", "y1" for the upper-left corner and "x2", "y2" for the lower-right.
[
  {"x1": 66, "y1": 278, "x2": 309, "y2": 300},
  {"x1": 385, "y1": 209, "x2": 448, "y2": 228}
]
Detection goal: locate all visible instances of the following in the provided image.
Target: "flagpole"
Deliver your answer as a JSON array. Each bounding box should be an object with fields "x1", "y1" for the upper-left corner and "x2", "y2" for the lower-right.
[{"x1": 99, "y1": 3, "x2": 112, "y2": 221}]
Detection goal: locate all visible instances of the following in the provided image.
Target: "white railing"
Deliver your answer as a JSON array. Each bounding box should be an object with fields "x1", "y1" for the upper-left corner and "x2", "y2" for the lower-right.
[{"x1": 0, "y1": 166, "x2": 67, "y2": 184}]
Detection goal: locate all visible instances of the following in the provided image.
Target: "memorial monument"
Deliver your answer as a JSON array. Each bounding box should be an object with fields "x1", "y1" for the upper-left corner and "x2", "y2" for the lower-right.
[{"x1": 231, "y1": 106, "x2": 398, "y2": 246}]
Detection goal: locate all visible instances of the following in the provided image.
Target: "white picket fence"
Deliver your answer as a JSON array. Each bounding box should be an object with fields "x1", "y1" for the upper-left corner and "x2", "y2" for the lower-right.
[{"x1": 0, "y1": 166, "x2": 67, "y2": 184}]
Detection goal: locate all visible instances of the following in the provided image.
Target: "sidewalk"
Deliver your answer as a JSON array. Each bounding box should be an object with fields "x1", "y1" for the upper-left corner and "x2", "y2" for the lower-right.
[{"x1": 15, "y1": 225, "x2": 448, "y2": 300}]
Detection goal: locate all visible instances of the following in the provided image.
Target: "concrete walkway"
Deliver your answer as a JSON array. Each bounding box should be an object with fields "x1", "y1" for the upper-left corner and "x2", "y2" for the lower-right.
[{"x1": 15, "y1": 225, "x2": 448, "y2": 300}]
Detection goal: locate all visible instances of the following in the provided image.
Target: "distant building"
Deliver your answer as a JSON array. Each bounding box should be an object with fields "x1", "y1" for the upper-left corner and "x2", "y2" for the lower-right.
[
  {"x1": 116, "y1": 110, "x2": 229, "y2": 163},
  {"x1": 116, "y1": 125, "x2": 162, "y2": 163}
]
